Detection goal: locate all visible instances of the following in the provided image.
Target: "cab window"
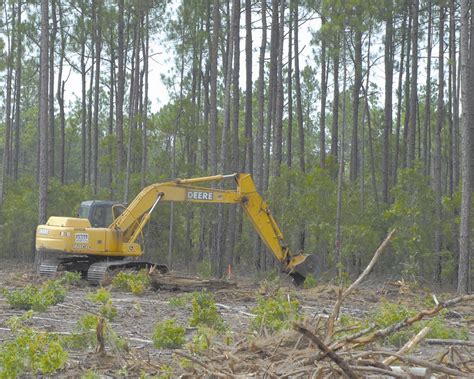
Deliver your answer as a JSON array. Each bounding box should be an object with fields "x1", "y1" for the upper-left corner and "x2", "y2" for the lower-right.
[{"x1": 78, "y1": 204, "x2": 91, "y2": 219}]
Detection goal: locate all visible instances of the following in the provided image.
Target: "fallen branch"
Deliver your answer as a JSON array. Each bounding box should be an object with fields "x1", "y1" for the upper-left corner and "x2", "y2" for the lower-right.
[
  {"x1": 374, "y1": 351, "x2": 469, "y2": 377},
  {"x1": 383, "y1": 326, "x2": 431, "y2": 365},
  {"x1": 349, "y1": 365, "x2": 407, "y2": 378},
  {"x1": 425, "y1": 338, "x2": 474, "y2": 347},
  {"x1": 294, "y1": 323, "x2": 359, "y2": 379},
  {"x1": 325, "y1": 230, "x2": 395, "y2": 342}
]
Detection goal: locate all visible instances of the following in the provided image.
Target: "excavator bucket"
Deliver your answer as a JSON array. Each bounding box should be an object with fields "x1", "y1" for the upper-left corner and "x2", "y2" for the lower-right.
[{"x1": 289, "y1": 253, "x2": 319, "y2": 286}]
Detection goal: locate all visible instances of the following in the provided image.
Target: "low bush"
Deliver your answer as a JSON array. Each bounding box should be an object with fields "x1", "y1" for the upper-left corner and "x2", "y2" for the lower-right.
[
  {"x1": 3, "y1": 278, "x2": 67, "y2": 312},
  {"x1": 371, "y1": 299, "x2": 468, "y2": 347},
  {"x1": 152, "y1": 319, "x2": 186, "y2": 349},
  {"x1": 251, "y1": 291, "x2": 300, "y2": 333},
  {"x1": 189, "y1": 291, "x2": 225, "y2": 332},
  {"x1": 0, "y1": 314, "x2": 67, "y2": 378},
  {"x1": 111, "y1": 270, "x2": 151, "y2": 295}
]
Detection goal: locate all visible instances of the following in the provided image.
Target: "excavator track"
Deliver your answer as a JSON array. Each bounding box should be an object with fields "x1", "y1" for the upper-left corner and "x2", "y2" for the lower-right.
[
  {"x1": 87, "y1": 260, "x2": 169, "y2": 285},
  {"x1": 39, "y1": 258, "x2": 61, "y2": 276}
]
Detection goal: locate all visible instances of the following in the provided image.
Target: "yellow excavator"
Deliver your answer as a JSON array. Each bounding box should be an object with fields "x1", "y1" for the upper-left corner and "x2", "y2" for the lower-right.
[{"x1": 36, "y1": 173, "x2": 317, "y2": 285}]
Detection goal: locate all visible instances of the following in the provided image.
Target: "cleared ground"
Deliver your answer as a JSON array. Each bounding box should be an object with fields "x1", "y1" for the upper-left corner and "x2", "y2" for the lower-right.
[{"x1": 0, "y1": 265, "x2": 473, "y2": 377}]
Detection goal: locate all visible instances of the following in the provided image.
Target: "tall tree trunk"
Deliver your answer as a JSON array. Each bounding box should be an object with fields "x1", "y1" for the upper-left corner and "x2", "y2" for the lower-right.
[
  {"x1": 141, "y1": 13, "x2": 149, "y2": 189},
  {"x1": 287, "y1": 1, "x2": 293, "y2": 169},
  {"x1": 457, "y1": 0, "x2": 474, "y2": 294},
  {"x1": 424, "y1": 1, "x2": 432, "y2": 175},
  {"x1": 209, "y1": 0, "x2": 220, "y2": 176},
  {"x1": 226, "y1": 0, "x2": 240, "y2": 268},
  {"x1": 0, "y1": 5, "x2": 14, "y2": 205},
  {"x1": 92, "y1": 0, "x2": 101, "y2": 194},
  {"x1": 393, "y1": 14, "x2": 407, "y2": 186},
  {"x1": 116, "y1": 0, "x2": 125, "y2": 182},
  {"x1": 244, "y1": 0, "x2": 253, "y2": 174},
  {"x1": 451, "y1": 0, "x2": 460, "y2": 190},
  {"x1": 108, "y1": 31, "x2": 115, "y2": 196},
  {"x1": 407, "y1": 0, "x2": 419, "y2": 168},
  {"x1": 330, "y1": 36, "x2": 340, "y2": 162},
  {"x1": 350, "y1": 25, "x2": 362, "y2": 182},
  {"x1": 382, "y1": 0, "x2": 393, "y2": 203},
  {"x1": 319, "y1": 16, "x2": 327, "y2": 168},
  {"x1": 80, "y1": 39, "x2": 87, "y2": 187},
  {"x1": 434, "y1": 5, "x2": 445, "y2": 283},
  {"x1": 254, "y1": 0, "x2": 267, "y2": 271},
  {"x1": 124, "y1": 21, "x2": 140, "y2": 202},
  {"x1": 37, "y1": 0, "x2": 49, "y2": 267},
  {"x1": 294, "y1": 0, "x2": 305, "y2": 251},
  {"x1": 57, "y1": 1, "x2": 66, "y2": 184},
  {"x1": 48, "y1": 0, "x2": 56, "y2": 178},
  {"x1": 13, "y1": 0, "x2": 22, "y2": 181},
  {"x1": 335, "y1": 31, "x2": 347, "y2": 277},
  {"x1": 87, "y1": 46, "x2": 94, "y2": 185},
  {"x1": 264, "y1": 0, "x2": 279, "y2": 188},
  {"x1": 272, "y1": 0, "x2": 285, "y2": 178},
  {"x1": 294, "y1": 0, "x2": 305, "y2": 173}
]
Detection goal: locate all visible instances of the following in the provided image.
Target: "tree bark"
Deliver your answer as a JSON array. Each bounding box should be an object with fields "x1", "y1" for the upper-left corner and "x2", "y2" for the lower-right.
[
  {"x1": 92, "y1": 0, "x2": 101, "y2": 194},
  {"x1": 407, "y1": 0, "x2": 419, "y2": 168},
  {"x1": 294, "y1": 0, "x2": 305, "y2": 173},
  {"x1": 433, "y1": 5, "x2": 445, "y2": 284},
  {"x1": 12, "y1": 0, "x2": 22, "y2": 181},
  {"x1": 350, "y1": 25, "x2": 362, "y2": 182},
  {"x1": 457, "y1": 0, "x2": 474, "y2": 294},
  {"x1": 37, "y1": 0, "x2": 49, "y2": 266},
  {"x1": 116, "y1": 0, "x2": 125, "y2": 181},
  {"x1": 319, "y1": 16, "x2": 327, "y2": 168},
  {"x1": 382, "y1": 1, "x2": 393, "y2": 203},
  {"x1": 244, "y1": 0, "x2": 253, "y2": 174},
  {"x1": 423, "y1": 1, "x2": 432, "y2": 176},
  {"x1": 48, "y1": 0, "x2": 56, "y2": 178}
]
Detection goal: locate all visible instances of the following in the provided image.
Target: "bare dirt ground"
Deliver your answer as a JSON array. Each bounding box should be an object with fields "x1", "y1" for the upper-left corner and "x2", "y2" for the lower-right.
[{"x1": 1, "y1": 264, "x2": 474, "y2": 378}]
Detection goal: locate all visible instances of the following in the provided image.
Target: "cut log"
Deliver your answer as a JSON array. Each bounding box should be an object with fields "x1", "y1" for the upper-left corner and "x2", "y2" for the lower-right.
[{"x1": 150, "y1": 273, "x2": 237, "y2": 292}]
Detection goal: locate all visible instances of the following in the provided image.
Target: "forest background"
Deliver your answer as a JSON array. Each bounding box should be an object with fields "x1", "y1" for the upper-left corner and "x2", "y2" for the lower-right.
[{"x1": 1, "y1": 0, "x2": 474, "y2": 294}]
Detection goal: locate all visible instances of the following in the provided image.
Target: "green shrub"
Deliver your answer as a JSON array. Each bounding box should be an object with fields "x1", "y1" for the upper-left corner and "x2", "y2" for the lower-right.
[
  {"x1": 3, "y1": 278, "x2": 66, "y2": 312},
  {"x1": 0, "y1": 325, "x2": 68, "y2": 378},
  {"x1": 152, "y1": 319, "x2": 186, "y2": 349},
  {"x1": 87, "y1": 288, "x2": 117, "y2": 320},
  {"x1": 111, "y1": 270, "x2": 150, "y2": 295},
  {"x1": 189, "y1": 291, "x2": 225, "y2": 332},
  {"x1": 251, "y1": 291, "x2": 299, "y2": 333},
  {"x1": 303, "y1": 273, "x2": 317, "y2": 289},
  {"x1": 61, "y1": 315, "x2": 99, "y2": 350},
  {"x1": 168, "y1": 293, "x2": 193, "y2": 308},
  {"x1": 62, "y1": 314, "x2": 128, "y2": 352},
  {"x1": 58, "y1": 271, "x2": 82, "y2": 285},
  {"x1": 371, "y1": 299, "x2": 468, "y2": 347},
  {"x1": 188, "y1": 326, "x2": 216, "y2": 353}
]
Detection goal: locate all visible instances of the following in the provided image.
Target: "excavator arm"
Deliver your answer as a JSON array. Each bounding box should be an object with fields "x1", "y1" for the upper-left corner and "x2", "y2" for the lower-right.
[{"x1": 111, "y1": 173, "x2": 316, "y2": 283}]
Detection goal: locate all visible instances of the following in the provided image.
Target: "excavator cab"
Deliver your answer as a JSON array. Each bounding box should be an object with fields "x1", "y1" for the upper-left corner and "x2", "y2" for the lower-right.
[{"x1": 78, "y1": 201, "x2": 124, "y2": 228}]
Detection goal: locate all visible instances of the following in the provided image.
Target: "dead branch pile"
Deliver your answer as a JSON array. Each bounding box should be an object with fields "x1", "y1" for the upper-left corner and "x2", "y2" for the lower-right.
[{"x1": 177, "y1": 230, "x2": 474, "y2": 378}]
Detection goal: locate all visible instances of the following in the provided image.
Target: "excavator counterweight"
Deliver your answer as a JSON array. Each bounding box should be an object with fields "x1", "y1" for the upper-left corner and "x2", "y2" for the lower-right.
[{"x1": 36, "y1": 173, "x2": 316, "y2": 285}]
